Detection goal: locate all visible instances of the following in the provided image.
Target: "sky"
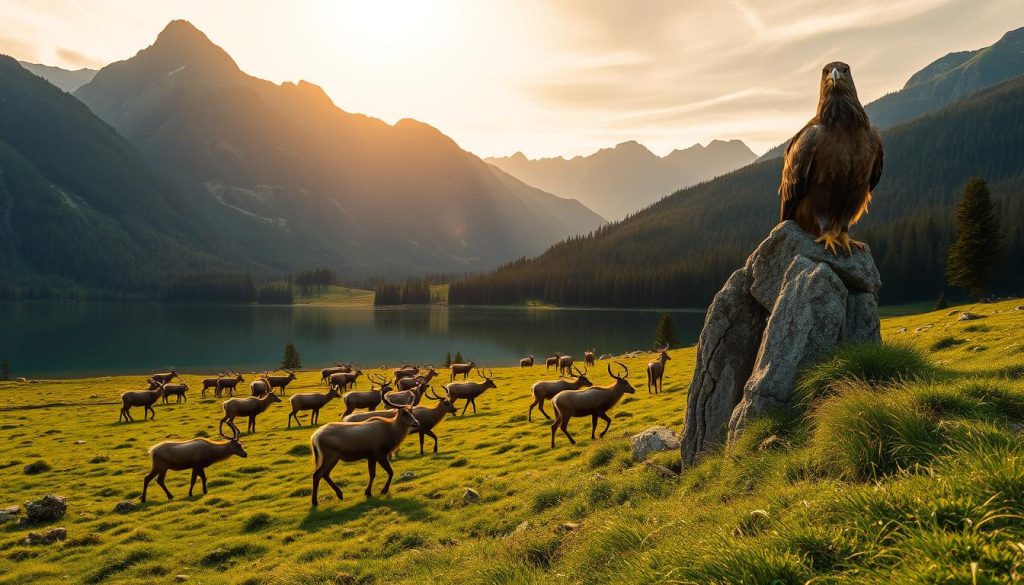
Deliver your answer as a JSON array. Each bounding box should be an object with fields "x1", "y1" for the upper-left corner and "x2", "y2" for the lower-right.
[{"x1": 3, "y1": 0, "x2": 1023, "y2": 158}]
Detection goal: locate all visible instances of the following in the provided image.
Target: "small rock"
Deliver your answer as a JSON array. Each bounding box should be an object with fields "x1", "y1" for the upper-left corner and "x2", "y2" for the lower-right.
[
  {"x1": 16, "y1": 377, "x2": 28, "y2": 383},
  {"x1": 25, "y1": 527, "x2": 66, "y2": 545},
  {"x1": 174, "y1": 576, "x2": 190, "y2": 583},
  {"x1": 23, "y1": 494, "x2": 67, "y2": 523},
  {"x1": 462, "y1": 488, "x2": 480, "y2": 502},
  {"x1": 114, "y1": 500, "x2": 137, "y2": 514},
  {"x1": 74, "y1": 440, "x2": 86, "y2": 445},
  {"x1": 398, "y1": 471, "x2": 415, "y2": 482},
  {"x1": 958, "y1": 312, "x2": 983, "y2": 321},
  {"x1": 0, "y1": 505, "x2": 20, "y2": 523},
  {"x1": 630, "y1": 426, "x2": 681, "y2": 461},
  {"x1": 1016, "y1": 305, "x2": 1024, "y2": 311},
  {"x1": 757, "y1": 434, "x2": 784, "y2": 452},
  {"x1": 897, "y1": 327, "x2": 907, "y2": 333},
  {"x1": 557, "y1": 522, "x2": 580, "y2": 532}
]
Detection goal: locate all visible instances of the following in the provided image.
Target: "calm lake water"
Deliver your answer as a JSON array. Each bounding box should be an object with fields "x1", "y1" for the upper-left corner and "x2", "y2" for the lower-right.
[{"x1": 0, "y1": 303, "x2": 706, "y2": 378}]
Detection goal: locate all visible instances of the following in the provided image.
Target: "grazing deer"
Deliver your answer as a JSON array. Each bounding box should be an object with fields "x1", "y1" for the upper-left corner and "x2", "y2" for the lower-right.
[
  {"x1": 449, "y1": 359, "x2": 476, "y2": 381},
  {"x1": 341, "y1": 374, "x2": 389, "y2": 416},
  {"x1": 200, "y1": 374, "x2": 223, "y2": 398},
  {"x1": 151, "y1": 368, "x2": 178, "y2": 385},
  {"x1": 220, "y1": 392, "x2": 282, "y2": 435},
  {"x1": 383, "y1": 378, "x2": 428, "y2": 407},
  {"x1": 393, "y1": 364, "x2": 420, "y2": 381},
  {"x1": 528, "y1": 365, "x2": 592, "y2": 422},
  {"x1": 161, "y1": 381, "x2": 189, "y2": 404},
  {"x1": 345, "y1": 388, "x2": 458, "y2": 454},
  {"x1": 320, "y1": 363, "x2": 351, "y2": 385},
  {"x1": 119, "y1": 379, "x2": 164, "y2": 422},
  {"x1": 444, "y1": 368, "x2": 497, "y2": 415},
  {"x1": 558, "y1": 354, "x2": 574, "y2": 376},
  {"x1": 250, "y1": 374, "x2": 273, "y2": 397},
  {"x1": 141, "y1": 425, "x2": 247, "y2": 502},
  {"x1": 288, "y1": 387, "x2": 341, "y2": 427},
  {"x1": 647, "y1": 344, "x2": 672, "y2": 394},
  {"x1": 309, "y1": 392, "x2": 420, "y2": 506},
  {"x1": 550, "y1": 362, "x2": 635, "y2": 448},
  {"x1": 215, "y1": 372, "x2": 244, "y2": 397},
  {"x1": 520, "y1": 355, "x2": 534, "y2": 368},
  {"x1": 328, "y1": 369, "x2": 363, "y2": 391},
  {"x1": 265, "y1": 370, "x2": 298, "y2": 394},
  {"x1": 584, "y1": 348, "x2": 596, "y2": 367},
  {"x1": 545, "y1": 353, "x2": 561, "y2": 371},
  {"x1": 396, "y1": 367, "x2": 438, "y2": 391}
]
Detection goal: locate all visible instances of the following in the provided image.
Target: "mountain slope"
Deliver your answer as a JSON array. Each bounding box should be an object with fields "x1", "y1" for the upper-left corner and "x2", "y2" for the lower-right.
[
  {"x1": 74, "y1": 20, "x2": 604, "y2": 276},
  {"x1": 487, "y1": 139, "x2": 756, "y2": 220},
  {"x1": 760, "y1": 27, "x2": 1024, "y2": 161},
  {"x1": 0, "y1": 55, "x2": 230, "y2": 291},
  {"x1": 452, "y1": 74, "x2": 1024, "y2": 307},
  {"x1": 18, "y1": 61, "x2": 97, "y2": 92}
]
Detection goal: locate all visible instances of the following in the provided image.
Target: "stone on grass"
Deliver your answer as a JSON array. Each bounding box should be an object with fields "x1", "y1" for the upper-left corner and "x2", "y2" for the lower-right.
[
  {"x1": 25, "y1": 527, "x2": 66, "y2": 545},
  {"x1": 630, "y1": 426, "x2": 681, "y2": 461},
  {"x1": 114, "y1": 500, "x2": 137, "y2": 514},
  {"x1": 23, "y1": 494, "x2": 67, "y2": 524},
  {"x1": 0, "y1": 505, "x2": 20, "y2": 523},
  {"x1": 398, "y1": 471, "x2": 415, "y2": 482},
  {"x1": 462, "y1": 488, "x2": 480, "y2": 502},
  {"x1": 958, "y1": 312, "x2": 983, "y2": 321}
]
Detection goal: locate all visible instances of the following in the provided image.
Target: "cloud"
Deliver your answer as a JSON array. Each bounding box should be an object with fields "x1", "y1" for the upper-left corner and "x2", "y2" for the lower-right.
[{"x1": 55, "y1": 47, "x2": 104, "y2": 69}]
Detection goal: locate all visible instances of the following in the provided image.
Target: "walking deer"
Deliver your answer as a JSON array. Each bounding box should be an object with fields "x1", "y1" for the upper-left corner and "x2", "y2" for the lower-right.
[
  {"x1": 444, "y1": 368, "x2": 496, "y2": 415},
  {"x1": 141, "y1": 425, "x2": 247, "y2": 502},
  {"x1": 646, "y1": 344, "x2": 671, "y2": 394},
  {"x1": 528, "y1": 365, "x2": 592, "y2": 422},
  {"x1": 550, "y1": 362, "x2": 635, "y2": 448}
]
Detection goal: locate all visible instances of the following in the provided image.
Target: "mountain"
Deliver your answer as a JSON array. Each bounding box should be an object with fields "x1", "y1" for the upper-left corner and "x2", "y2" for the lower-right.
[
  {"x1": 18, "y1": 61, "x2": 96, "y2": 92},
  {"x1": 760, "y1": 27, "x2": 1024, "y2": 161},
  {"x1": 451, "y1": 74, "x2": 1024, "y2": 308},
  {"x1": 73, "y1": 20, "x2": 604, "y2": 277},
  {"x1": 0, "y1": 55, "x2": 233, "y2": 292},
  {"x1": 487, "y1": 139, "x2": 756, "y2": 220}
]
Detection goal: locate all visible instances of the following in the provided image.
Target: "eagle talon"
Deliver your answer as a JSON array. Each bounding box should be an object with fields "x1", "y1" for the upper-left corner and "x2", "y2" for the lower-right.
[
  {"x1": 837, "y1": 233, "x2": 866, "y2": 256},
  {"x1": 815, "y1": 232, "x2": 842, "y2": 256}
]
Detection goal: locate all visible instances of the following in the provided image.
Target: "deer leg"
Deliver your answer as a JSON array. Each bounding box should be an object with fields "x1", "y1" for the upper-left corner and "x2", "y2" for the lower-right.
[
  {"x1": 470, "y1": 398, "x2": 477, "y2": 413},
  {"x1": 378, "y1": 455, "x2": 395, "y2": 495},
  {"x1": 365, "y1": 459, "x2": 377, "y2": 497},
  {"x1": 425, "y1": 430, "x2": 439, "y2": 453},
  {"x1": 560, "y1": 417, "x2": 576, "y2": 445},
  {"x1": 320, "y1": 458, "x2": 343, "y2": 500},
  {"x1": 598, "y1": 413, "x2": 612, "y2": 438},
  {"x1": 461, "y1": 400, "x2": 470, "y2": 416},
  {"x1": 141, "y1": 469, "x2": 158, "y2": 502},
  {"x1": 591, "y1": 414, "x2": 598, "y2": 439},
  {"x1": 157, "y1": 471, "x2": 173, "y2": 500},
  {"x1": 537, "y1": 400, "x2": 552, "y2": 420},
  {"x1": 147, "y1": 405, "x2": 156, "y2": 420},
  {"x1": 288, "y1": 411, "x2": 295, "y2": 428},
  {"x1": 419, "y1": 431, "x2": 426, "y2": 455},
  {"x1": 550, "y1": 417, "x2": 560, "y2": 448},
  {"x1": 343, "y1": 405, "x2": 354, "y2": 416},
  {"x1": 248, "y1": 416, "x2": 255, "y2": 433},
  {"x1": 189, "y1": 468, "x2": 199, "y2": 496}
]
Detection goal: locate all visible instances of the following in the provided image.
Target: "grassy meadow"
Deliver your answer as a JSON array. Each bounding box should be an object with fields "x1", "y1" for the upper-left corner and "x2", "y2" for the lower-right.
[{"x1": 1, "y1": 299, "x2": 1022, "y2": 583}]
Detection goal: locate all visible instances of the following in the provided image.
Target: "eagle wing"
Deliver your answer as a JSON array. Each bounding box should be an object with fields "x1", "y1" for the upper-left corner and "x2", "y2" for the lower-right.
[
  {"x1": 869, "y1": 126, "x2": 883, "y2": 193},
  {"x1": 779, "y1": 123, "x2": 820, "y2": 221}
]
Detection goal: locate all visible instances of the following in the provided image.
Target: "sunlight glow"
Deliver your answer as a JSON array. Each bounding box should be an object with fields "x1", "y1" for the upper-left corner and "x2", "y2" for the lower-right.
[{"x1": 319, "y1": 0, "x2": 457, "y2": 65}]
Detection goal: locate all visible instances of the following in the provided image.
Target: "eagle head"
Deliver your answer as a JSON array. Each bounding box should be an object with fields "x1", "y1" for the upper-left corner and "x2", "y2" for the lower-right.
[{"x1": 819, "y1": 61, "x2": 855, "y2": 95}]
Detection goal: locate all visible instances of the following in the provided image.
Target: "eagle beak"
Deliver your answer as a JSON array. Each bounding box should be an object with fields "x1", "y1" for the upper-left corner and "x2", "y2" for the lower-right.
[{"x1": 831, "y1": 68, "x2": 841, "y2": 83}]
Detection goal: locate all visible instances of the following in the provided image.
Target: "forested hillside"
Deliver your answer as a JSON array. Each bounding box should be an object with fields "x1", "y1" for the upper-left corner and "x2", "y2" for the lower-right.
[{"x1": 451, "y1": 75, "x2": 1024, "y2": 308}]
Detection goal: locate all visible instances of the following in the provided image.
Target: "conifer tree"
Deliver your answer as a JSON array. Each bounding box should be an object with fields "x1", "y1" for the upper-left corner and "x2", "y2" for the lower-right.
[
  {"x1": 1, "y1": 358, "x2": 10, "y2": 381},
  {"x1": 454, "y1": 351, "x2": 464, "y2": 364},
  {"x1": 280, "y1": 343, "x2": 302, "y2": 370},
  {"x1": 946, "y1": 178, "x2": 1003, "y2": 301},
  {"x1": 654, "y1": 313, "x2": 678, "y2": 348},
  {"x1": 444, "y1": 351, "x2": 452, "y2": 367}
]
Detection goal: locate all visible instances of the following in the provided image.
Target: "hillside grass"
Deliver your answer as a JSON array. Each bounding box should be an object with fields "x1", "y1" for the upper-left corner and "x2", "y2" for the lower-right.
[
  {"x1": 292, "y1": 284, "x2": 374, "y2": 307},
  {"x1": 0, "y1": 299, "x2": 1022, "y2": 583}
]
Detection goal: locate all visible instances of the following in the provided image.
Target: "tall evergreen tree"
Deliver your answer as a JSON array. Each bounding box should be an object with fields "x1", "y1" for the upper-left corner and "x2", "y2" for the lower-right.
[
  {"x1": 946, "y1": 178, "x2": 1004, "y2": 301},
  {"x1": 654, "y1": 313, "x2": 679, "y2": 348},
  {"x1": 280, "y1": 343, "x2": 302, "y2": 370},
  {"x1": 454, "y1": 351, "x2": 464, "y2": 364},
  {"x1": 1, "y1": 359, "x2": 10, "y2": 380},
  {"x1": 444, "y1": 351, "x2": 452, "y2": 367}
]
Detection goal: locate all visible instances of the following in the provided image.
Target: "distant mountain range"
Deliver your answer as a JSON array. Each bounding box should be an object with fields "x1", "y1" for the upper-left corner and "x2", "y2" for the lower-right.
[
  {"x1": 17, "y1": 61, "x2": 96, "y2": 92},
  {"x1": 3, "y1": 20, "x2": 604, "y2": 292},
  {"x1": 452, "y1": 27, "x2": 1024, "y2": 308},
  {"x1": 488, "y1": 139, "x2": 756, "y2": 220}
]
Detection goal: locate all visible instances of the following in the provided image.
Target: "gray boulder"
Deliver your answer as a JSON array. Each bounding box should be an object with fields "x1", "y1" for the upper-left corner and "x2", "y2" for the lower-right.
[
  {"x1": 25, "y1": 527, "x2": 66, "y2": 545},
  {"x1": 23, "y1": 494, "x2": 67, "y2": 524},
  {"x1": 630, "y1": 426, "x2": 681, "y2": 461},
  {"x1": 0, "y1": 505, "x2": 20, "y2": 523},
  {"x1": 681, "y1": 222, "x2": 881, "y2": 465}
]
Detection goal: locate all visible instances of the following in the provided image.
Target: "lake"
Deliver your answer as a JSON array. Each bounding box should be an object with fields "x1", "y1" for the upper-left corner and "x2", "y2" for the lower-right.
[{"x1": 0, "y1": 303, "x2": 706, "y2": 378}]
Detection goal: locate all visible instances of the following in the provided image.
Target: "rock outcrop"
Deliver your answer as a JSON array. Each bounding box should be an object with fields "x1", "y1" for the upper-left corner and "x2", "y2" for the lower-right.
[
  {"x1": 681, "y1": 222, "x2": 881, "y2": 465},
  {"x1": 630, "y1": 426, "x2": 681, "y2": 461}
]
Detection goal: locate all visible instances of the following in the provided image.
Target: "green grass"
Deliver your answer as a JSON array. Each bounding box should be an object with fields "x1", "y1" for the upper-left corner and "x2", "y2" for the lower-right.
[
  {"x1": 292, "y1": 284, "x2": 374, "y2": 307},
  {"x1": 0, "y1": 299, "x2": 1022, "y2": 583}
]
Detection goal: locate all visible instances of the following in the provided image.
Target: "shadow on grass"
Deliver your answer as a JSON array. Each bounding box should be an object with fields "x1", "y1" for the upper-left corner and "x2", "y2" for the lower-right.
[{"x1": 300, "y1": 496, "x2": 432, "y2": 530}]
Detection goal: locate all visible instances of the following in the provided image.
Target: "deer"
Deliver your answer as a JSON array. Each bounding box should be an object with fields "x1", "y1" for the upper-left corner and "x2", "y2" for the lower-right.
[
  {"x1": 647, "y1": 344, "x2": 672, "y2": 394},
  {"x1": 215, "y1": 372, "x2": 244, "y2": 397},
  {"x1": 119, "y1": 379, "x2": 164, "y2": 422},
  {"x1": 545, "y1": 353, "x2": 561, "y2": 371},
  {"x1": 288, "y1": 386, "x2": 341, "y2": 427},
  {"x1": 393, "y1": 364, "x2": 420, "y2": 381},
  {"x1": 328, "y1": 369, "x2": 363, "y2": 391},
  {"x1": 345, "y1": 388, "x2": 458, "y2": 454},
  {"x1": 161, "y1": 381, "x2": 189, "y2": 404},
  {"x1": 382, "y1": 378, "x2": 428, "y2": 407},
  {"x1": 444, "y1": 368, "x2": 497, "y2": 415},
  {"x1": 341, "y1": 374, "x2": 389, "y2": 416},
  {"x1": 320, "y1": 363, "x2": 351, "y2": 385},
  {"x1": 150, "y1": 368, "x2": 178, "y2": 385},
  {"x1": 550, "y1": 362, "x2": 635, "y2": 448},
  {"x1": 265, "y1": 370, "x2": 298, "y2": 394},
  {"x1": 520, "y1": 355, "x2": 534, "y2": 368},
  {"x1": 220, "y1": 392, "x2": 282, "y2": 435},
  {"x1": 449, "y1": 359, "x2": 476, "y2": 381},
  {"x1": 584, "y1": 348, "x2": 596, "y2": 367},
  {"x1": 396, "y1": 367, "x2": 438, "y2": 390},
  {"x1": 309, "y1": 392, "x2": 420, "y2": 506},
  {"x1": 558, "y1": 354, "x2": 575, "y2": 376},
  {"x1": 141, "y1": 424, "x2": 246, "y2": 502},
  {"x1": 200, "y1": 374, "x2": 224, "y2": 398},
  {"x1": 528, "y1": 365, "x2": 592, "y2": 422},
  {"x1": 250, "y1": 374, "x2": 273, "y2": 397}
]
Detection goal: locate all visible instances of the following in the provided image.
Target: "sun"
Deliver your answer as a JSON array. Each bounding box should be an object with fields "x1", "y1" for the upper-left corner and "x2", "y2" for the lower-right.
[{"x1": 319, "y1": 0, "x2": 455, "y2": 64}]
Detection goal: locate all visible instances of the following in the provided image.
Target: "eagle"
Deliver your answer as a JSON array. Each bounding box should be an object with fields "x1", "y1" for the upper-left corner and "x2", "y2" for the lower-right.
[{"x1": 779, "y1": 61, "x2": 883, "y2": 256}]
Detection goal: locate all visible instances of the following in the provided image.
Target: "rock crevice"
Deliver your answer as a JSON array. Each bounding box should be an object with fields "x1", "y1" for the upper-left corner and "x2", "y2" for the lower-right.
[{"x1": 681, "y1": 222, "x2": 881, "y2": 465}]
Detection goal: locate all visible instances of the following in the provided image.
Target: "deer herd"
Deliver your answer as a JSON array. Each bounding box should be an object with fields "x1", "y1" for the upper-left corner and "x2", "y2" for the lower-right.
[{"x1": 128, "y1": 346, "x2": 674, "y2": 507}]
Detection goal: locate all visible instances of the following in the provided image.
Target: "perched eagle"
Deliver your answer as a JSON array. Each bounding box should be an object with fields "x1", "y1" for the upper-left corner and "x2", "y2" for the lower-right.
[{"x1": 779, "y1": 61, "x2": 883, "y2": 256}]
